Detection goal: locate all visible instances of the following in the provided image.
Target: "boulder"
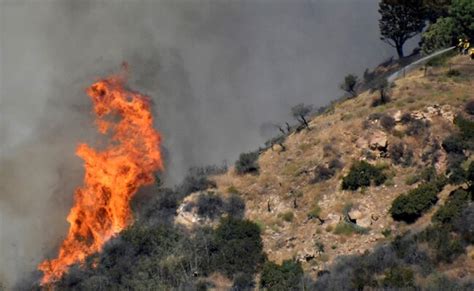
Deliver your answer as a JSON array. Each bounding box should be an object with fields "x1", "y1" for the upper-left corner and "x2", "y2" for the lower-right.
[
  {"x1": 357, "y1": 217, "x2": 372, "y2": 228},
  {"x1": 348, "y1": 209, "x2": 363, "y2": 221},
  {"x1": 324, "y1": 213, "x2": 341, "y2": 226},
  {"x1": 368, "y1": 131, "x2": 388, "y2": 150}
]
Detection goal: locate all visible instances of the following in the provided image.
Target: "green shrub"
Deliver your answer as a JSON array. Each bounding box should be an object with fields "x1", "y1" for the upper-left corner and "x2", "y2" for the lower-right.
[
  {"x1": 442, "y1": 134, "x2": 465, "y2": 154},
  {"x1": 278, "y1": 211, "x2": 294, "y2": 222},
  {"x1": 446, "y1": 69, "x2": 461, "y2": 77},
  {"x1": 307, "y1": 204, "x2": 322, "y2": 220},
  {"x1": 465, "y1": 100, "x2": 474, "y2": 115},
  {"x1": 432, "y1": 189, "x2": 471, "y2": 226},
  {"x1": 333, "y1": 222, "x2": 369, "y2": 236},
  {"x1": 195, "y1": 192, "x2": 224, "y2": 219},
  {"x1": 390, "y1": 182, "x2": 442, "y2": 223},
  {"x1": 260, "y1": 260, "x2": 303, "y2": 290},
  {"x1": 405, "y1": 174, "x2": 420, "y2": 185},
  {"x1": 232, "y1": 273, "x2": 255, "y2": 290},
  {"x1": 341, "y1": 161, "x2": 387, "y2": 190},
  {"x1": 418, "y1": 226, "x2": 465, "y2": 263},
  {"x1": 421, "y1": 17, "x2": 457, "y2": 54},
  {"x1": 235, "y1": 151, "x2": 260, "y2": 175},
  {"x1": 454, "y1": 115, "x2": 474, "y2": 141},
  {"x1": 382, "y1": 266, "x2": 415, "y2": 288},
  {"x1": 211, "y1": 217, "x2": 265, "y2": 277},
  {"x1": 380, "y1": 114, "x2": 396, "y2": 131},
  {"x1": 382, "y1": 228, "x2": 392, "y2": 238}
]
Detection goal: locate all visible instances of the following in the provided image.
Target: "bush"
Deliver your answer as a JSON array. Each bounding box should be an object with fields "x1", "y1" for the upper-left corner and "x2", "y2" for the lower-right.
[
  {"x1": 278, "y1": 211, "x2": 294, "y2": 222},
  {"x1": 421, "y1": 17, "x2": 457, "y2": 54},
  {"x1": 312, "y1": 165, "x2": 335, "y2": 183},
  {"x1": 465, "y1": 100, "x2": 474, "y2": 115},
  {"x1": 390, "y1": 182, "x2": 442, "y2": 223},
  {"x1": 382, "y1": 266, "x2": 415, "y2": 288},
  {"x1": 380, "y1": 114, "x2": 396, "y2": 131},
  {"x1": 442, "y1": 135, "x2": 465, "y2": 154},
  {"x1": 340, "y1": 74, "x2": 359, "y2": 97},
  {"x1": 232, "y1": 273, "x2": 255, "y2": 291},
  {"x1": 235, "y1": 151, "x2": 260, "y2": 175},
  {"x1": 433, "y1": 189, "x2": 470, "y2": 226},
  {"x1": 389, "y1": 142, "x2": 408, "y2": 165},
  {"x1": 455, "y1": 115, "x2": 474, "y2": 141},
  {"x1": 341, "y1": 161, "x2": 387, "y2": 190},
  {"x1": 333, "y1": 222, "x2": 369, "y2": 236},
  {"x1": 446, "y1": 69, "x2": 461, "y2": 77},
  {"x1": 307, "y1": 204, "x2": 322, "y2": 220},
  {"x1": 177, "y1": 167, "x2": 219, "y2": 196},
  {"x1": 454, "y1": 205, "x2": 474, "y2": 244},
  {"x1": 405, "y1": 119, "x2": 430, "y2": 136},
  {"x1": 260, "y1": 260, "x2": 303, "y2": 290},
  {"x1": 211, "y1": 217, "x2": 265, "y2": 277},
  {"x1": 418, "y1": 226, "x2": 465, "y2": 263},
  {"x1": 196, "y1": 192, "x2": 224, "y2": 219},
  {"x1": 225, "y1": 194, "x2": 246, "y2": 219}
]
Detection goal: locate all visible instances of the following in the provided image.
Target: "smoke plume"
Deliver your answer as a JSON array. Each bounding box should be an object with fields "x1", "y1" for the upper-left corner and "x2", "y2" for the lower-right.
[{"x1": 0, "y1": 0, "x2": 409, "y2": 287}]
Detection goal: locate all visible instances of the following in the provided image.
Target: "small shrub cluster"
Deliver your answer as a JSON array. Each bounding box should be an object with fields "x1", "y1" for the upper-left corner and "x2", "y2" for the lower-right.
[
  {"x1": 432, "y1": 189, "x2": 471, "y2": 226},
  {"x1": 341, "y1": 161, "x2": 387, "y2": 190},
  {"x1": 54, "y1": 217, "x2": 265, "y2": 290},
  {"x1": 311, "y1": 158, "x2": 343, "y2": 184},
  {"x1": 235, "y1": 151, "x2": 260, "y2": 175},
  {"x1": 390, "y1": 180, "x2": 445, "y2": 223},
  {"x1": 405, "y1": 119, "x2": 430, "y2": 136},
  {"x1": 278, "y1": 211, "x2": 294, "y2": 222},
  {"x1": 389, "y1": 142, "x2": 413, "y2": 166},
  {"x1": 446, "y1": 69, "x2": 461, "y2": 77},
  {"x1": 188, "y1": 192, "x2": 245, "y2": 220},
  {"x1": 380, "y1": 114, "x2": 396, "y2": 131},
  {"x1": 260, "y1": 260, "x2": 303, "y2": 290},
  {"x1": 442, "y1": 115, "x2": 474, "y2": 184},
  {"x1": 333, "y1": 222, "x2": 369, "y2": 236},
  {"x1": 382, "y1": 266, "x2": 415, "y2": 288},
  {"x1": 465, "y1": 99, "x2": 474, "y2": 115},
  {"x1": 417, "y1": 226, "x2": 465, "y2": 263},
  {"x1": 211, "y1": 217, "x2": 265, "y2": 277}
]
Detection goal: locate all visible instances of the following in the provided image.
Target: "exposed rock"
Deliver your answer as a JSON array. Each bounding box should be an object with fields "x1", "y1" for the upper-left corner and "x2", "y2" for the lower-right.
[
  {"x1": 368, "y1": 130, "x2": 388, "y2": 151},
  {"x1": 393, "y1": 110, "x2": 402, "y2": 122},
  {"x1": 440, "y1": 105, "x2": 455, "y2": 123},
  {"x1": 348, "y1": 209, "x2": 363, "y2": 221},
  {"x1": 323, "y1": 213, "x2": 341, "y2": 226},
  {"x1": 357, "y1": 217, "x2": 372, "y2": 228}
]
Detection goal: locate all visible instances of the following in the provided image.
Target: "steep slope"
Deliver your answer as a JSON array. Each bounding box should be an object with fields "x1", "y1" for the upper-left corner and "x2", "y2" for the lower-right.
[{"x1": 208, "y1": 54, "x2": 474, "y2": 278}]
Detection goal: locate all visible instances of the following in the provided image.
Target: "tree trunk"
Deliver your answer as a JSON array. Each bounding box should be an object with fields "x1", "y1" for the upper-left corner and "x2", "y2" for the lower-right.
[
  {"x1": 300, "y1": 115, "x2": 309, "y2": 128},
  {"x1": 396, "y1": 44, "x2": 404, "y2": 59}
]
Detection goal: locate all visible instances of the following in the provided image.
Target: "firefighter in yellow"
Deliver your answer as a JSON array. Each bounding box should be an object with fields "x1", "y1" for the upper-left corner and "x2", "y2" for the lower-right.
[
  {"x1": 462, "y1": 38, "x2": 470, "y2": 55},
  {"x1": 458, "y1": 38, "x2": 465, "y2": 53}
]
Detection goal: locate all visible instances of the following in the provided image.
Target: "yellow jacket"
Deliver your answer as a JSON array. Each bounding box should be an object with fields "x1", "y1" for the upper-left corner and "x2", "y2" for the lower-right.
[{"x1": 464, "y1": 41, "x2": 470, "y2": 49}]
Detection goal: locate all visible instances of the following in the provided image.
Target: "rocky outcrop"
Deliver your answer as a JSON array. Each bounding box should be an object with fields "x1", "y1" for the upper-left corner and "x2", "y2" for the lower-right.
[{"x1": 368, "y1": 130, "x2": 388, "y2": 151}]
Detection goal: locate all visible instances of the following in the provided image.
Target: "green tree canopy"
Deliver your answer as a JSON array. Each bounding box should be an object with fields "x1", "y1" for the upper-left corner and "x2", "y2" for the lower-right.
[
  {"x1": 379, "y1": 0, "x2": 426, "y2": 58},
  {"x1": 450, "y1": 0, "x2": 474, "y2": 38},
  {"x1": 422, "y1": 17, "x2": 458, "y2": 53}
]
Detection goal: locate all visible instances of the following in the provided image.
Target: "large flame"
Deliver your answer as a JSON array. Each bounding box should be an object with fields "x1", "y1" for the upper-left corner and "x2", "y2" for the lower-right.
[{"x1": 38, "y1": 69, "x2": 163, "y2": 284}]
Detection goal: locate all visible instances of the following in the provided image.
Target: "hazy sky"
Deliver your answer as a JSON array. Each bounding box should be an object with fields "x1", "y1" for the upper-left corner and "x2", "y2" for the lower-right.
[{"x1": 0, "y1": 0, "x2": 407, "y2": 287}]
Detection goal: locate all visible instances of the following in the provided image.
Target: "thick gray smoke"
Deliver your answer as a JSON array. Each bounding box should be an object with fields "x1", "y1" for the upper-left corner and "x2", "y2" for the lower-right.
[{"x1": 1, "y1": 0, "x2": 408, "y2": 287}]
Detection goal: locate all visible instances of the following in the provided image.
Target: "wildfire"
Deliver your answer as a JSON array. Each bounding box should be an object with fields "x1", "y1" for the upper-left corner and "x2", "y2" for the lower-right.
[{"x1": 38, "y1": 68, "x2": 163, "y2": 284}]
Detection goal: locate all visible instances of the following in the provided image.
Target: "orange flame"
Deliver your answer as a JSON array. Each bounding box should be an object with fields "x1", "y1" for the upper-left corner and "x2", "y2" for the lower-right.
[{"x1": 38, "y1": 70, "x2": 163, "y2": 284}]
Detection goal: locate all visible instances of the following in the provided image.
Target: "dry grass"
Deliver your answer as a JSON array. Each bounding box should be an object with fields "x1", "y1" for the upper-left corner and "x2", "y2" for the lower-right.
[{"x1": 209, "y1": 55, "x2": 473, "y2": 277}]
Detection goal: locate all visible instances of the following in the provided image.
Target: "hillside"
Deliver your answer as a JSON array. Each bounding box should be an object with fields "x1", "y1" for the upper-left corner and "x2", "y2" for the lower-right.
[
  {"x1": 201, "y1": 54, "x2": 473, "y2": 288},
  {"x1": 41, "y1": 54, "x2": 474, "y2": 291}
]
